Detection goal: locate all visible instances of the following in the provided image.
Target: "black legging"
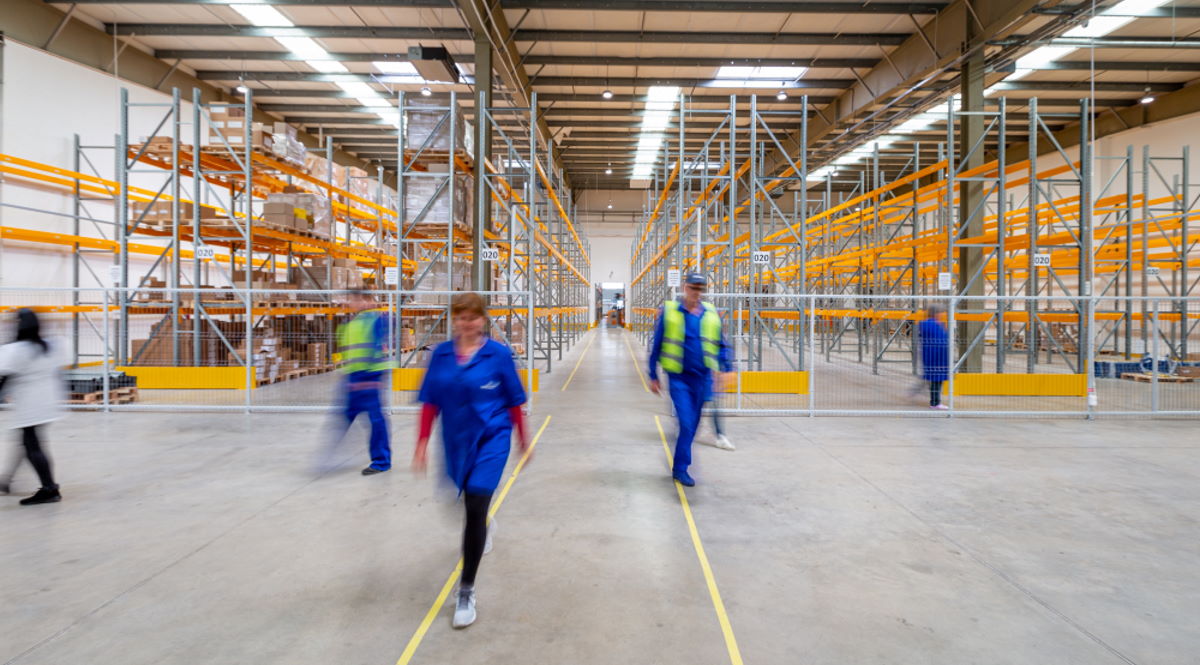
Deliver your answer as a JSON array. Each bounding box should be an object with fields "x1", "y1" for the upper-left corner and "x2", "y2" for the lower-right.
[
  {"x1": 461, "y1": 492, "x2": 492, "y2": 587},
  {"x1": 20, "y1": 426, "x2": 57, "y2": 490},
  {"x1": 929, "y1": 381, "x2": 943, "y2": 407}
]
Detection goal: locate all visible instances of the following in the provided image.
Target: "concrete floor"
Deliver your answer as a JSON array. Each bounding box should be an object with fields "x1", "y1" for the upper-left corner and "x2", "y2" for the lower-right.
[{"x1": 3, "y1": 326, "x2": 1198, "y2": 664}]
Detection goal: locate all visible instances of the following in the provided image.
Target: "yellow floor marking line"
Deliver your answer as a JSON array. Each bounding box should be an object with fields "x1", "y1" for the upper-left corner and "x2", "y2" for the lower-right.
[
  {"x1": 395, "y1": 414, "x2": 552, "y2": 665},
  {"x1": 623, "y1": 330, "x2": 650, "y2": 393},
  {"x1": 560, "y1": 330, "x2": 596, "y2": 391},
  {"x1": 655, "y1": 415, "x2": 745, "y2": 665}
]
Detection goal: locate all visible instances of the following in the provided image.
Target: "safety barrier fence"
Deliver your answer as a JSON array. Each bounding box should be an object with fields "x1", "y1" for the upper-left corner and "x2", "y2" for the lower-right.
[
  {"x1": 630, "y1": 292, "x2": 1200, "y2": 418},
  {"x1": 0, "y1": 287, "x2": 572, "y2": 413}
]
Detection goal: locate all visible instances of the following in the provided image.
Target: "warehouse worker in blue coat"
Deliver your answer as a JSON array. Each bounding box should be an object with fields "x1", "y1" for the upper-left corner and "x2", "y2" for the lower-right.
[
  {"x1": 413, "y1": 292, "x2": 529, "y2": 629},
  {"x1": 918, "y1": 304, "x2": 950, "y2": 410},
  {"x1": 648, "y1": 272, "x2": 732, "y2": 487},
  {"x1": 335, "y1": 290, "x2": 394, "y2": 475}
]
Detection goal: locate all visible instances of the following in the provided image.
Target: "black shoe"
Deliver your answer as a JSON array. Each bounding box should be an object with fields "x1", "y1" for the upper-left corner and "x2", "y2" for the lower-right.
[
  {"x1": 361, "y1": 467, "x2": 388, "y2": 476},
  {"x1": 20, "y1": 487, "x2": 61, "y2": 505},
  {"x1": 0, "y1": 480, "x2": 10, "y2": 495}
]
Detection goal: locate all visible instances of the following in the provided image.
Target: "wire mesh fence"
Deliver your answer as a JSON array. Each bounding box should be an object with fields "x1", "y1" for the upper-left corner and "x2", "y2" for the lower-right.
[
  {"x1": 661, "y1": 293, "x2": 1200, "y2": 417},
  {"x1": 0, "y1": 287, "x2": 535, "y2": 413}
]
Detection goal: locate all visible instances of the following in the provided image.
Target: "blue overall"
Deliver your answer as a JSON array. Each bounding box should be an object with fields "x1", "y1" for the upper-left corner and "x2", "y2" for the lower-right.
[
  {"x1": 341, "y1": 312, "x2": 392, "y2": 471},
  {"x1": 918, "y1": 318, "x2": 949, "y2": 382},
  {"x1": 418, "y1": 338, "x2": 527, "y2": 495},
  {"x1": 648, "y1": 301, "x2": 732, "y2": 475}
]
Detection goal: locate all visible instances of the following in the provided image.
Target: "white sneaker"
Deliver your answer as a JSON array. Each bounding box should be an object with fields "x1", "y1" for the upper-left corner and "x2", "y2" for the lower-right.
[
  {"x1": 452, "y1": 587, "x2": 477, "y2": 628},
  {"x1": 484, "y1": 519, "x2": 495, "y2": 555},
  {"x1": 713, "y1": 434, "x2": 735, "y2": 451},
  {"x1": 931, "y1": 404, "x2": 949, "y2": 410}
]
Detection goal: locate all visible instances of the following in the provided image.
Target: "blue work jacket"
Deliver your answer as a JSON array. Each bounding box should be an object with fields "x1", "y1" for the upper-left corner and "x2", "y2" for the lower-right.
[
  {"x1": 417, "y1": 337, "x2": 527, "y2": 493},
  {"x1": 918, "y1": 317, "x2": 950, "y2": 382}
]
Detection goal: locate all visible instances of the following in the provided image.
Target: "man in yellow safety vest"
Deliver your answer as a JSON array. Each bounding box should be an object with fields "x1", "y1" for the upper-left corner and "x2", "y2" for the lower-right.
[
  {"x1": 335, "y1": 291, "x2": 394, "y2": 475},
  {"x1": 648, "y1": 272, "x2": 732, "y2": 487}
]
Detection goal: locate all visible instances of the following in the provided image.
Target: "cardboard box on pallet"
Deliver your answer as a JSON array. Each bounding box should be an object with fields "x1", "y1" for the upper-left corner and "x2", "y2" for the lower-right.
[{"x1": 307, "y1": 342, "x2": 328, "y2": 366}]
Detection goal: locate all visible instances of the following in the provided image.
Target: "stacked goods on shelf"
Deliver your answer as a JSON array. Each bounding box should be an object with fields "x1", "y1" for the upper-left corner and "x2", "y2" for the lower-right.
[
  {"x1": 207, "y1": 107, "x2": 271, "y2": 152},
  {"x1": 405, "y1": 97, "x2": 466, "y2": 153},
  {"x1": 411, "y1": 259, "x2": 470, "y2": 304},
  {"x1": 269, "y1": 122, "x2": 307, "y2": 168},
  {"x1": 404, "y1": 173, "x2": 473, "y2": 236},
  {"x1": 491, "y1": 315, "x2": 526, "y2": 356},
  {"x1": 261, "y1": 191, "x2": 331, "y2": 238},
  {"x1": 348, "y1": 166, "x2": 373, "y2": 200},
  {"x1": 130, "y1": 200, "x2": 230, "y2": 229},
  {"x1": 130, "y1": 317, "x2": 239, "y2": 366},
  {"x1": 291, "y1": 256, "x2": 365, "y2": 294}
]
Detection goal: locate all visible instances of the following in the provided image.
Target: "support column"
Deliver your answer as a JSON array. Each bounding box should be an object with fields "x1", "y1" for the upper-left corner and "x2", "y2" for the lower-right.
[
  {"x1": 473, "y1": 32, "x2": 493, "y2": 292},
  {"x1": 956, "y1": 20, "x2": 986, "y2": 373}
]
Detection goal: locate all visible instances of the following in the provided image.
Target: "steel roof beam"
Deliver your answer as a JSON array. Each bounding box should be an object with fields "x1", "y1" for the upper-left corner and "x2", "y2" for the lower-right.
[
  {"x1": 156, "y1": 50, "x2": 880, "y2": 70},
  {"x1": 61, "y1": 0, "x2": 946, "y2": 8},
  {"x1": 106, "y1": 23, "x2": 907, "y2": 45},
  {"x1": 198, "y1": 71, "x2": 853, "y2": 88}
]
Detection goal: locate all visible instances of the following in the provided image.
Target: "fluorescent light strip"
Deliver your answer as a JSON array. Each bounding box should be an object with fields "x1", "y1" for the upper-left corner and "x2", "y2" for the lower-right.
[
  {"x1": 1006, "y1": 0, "x2": 1170, "y2": 82},
  {"x1": 629, "y1": 86, "x2": 679, "y2": 183},
  {"x1": 230, "y1": 5, "x2": 400, "y2": 128}
]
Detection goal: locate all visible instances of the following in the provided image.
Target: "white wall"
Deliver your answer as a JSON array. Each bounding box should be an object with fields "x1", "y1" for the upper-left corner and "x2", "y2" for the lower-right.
[{"x1": 1, "y1": 40, "x2": 194, "y2": 290}]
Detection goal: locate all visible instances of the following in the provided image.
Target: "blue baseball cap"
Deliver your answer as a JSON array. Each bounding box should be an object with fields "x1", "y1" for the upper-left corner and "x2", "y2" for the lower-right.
[{"x1": 684, "y1": 272, "x2": 708, "y2": 286}]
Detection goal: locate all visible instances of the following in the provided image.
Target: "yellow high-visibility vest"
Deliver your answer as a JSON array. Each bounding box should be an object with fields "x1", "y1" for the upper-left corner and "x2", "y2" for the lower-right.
[{"x1": 660, "y1": 300, "x2": 720, "y2": 374}]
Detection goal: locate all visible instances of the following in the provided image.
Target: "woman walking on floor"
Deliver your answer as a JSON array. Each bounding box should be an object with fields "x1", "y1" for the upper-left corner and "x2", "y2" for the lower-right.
[
  {"x1": 0, "y1": 309, "x2": 65, "y2": 504},
  {"x1": 412, "y1": 292, "x2": 529, "y2": 628}
]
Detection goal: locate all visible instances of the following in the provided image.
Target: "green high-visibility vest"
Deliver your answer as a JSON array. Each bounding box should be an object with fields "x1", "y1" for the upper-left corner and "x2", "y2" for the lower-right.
[
  {"x1": 336, "y1": 311, "x2": 393, "y2": 373},
  {"x1": 660, "y1": 299, "x2": 721, "y2": 374}
]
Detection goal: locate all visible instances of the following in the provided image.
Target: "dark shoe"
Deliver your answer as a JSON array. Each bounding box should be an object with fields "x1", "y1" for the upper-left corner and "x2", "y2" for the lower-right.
[
  {"x1": 20, "y1": 487, "x2": 61, "y2": 505},
  {"x1": 361, "y1": 467, "x2": 388, "y2": 476},
  {"x1": 672, "y1": 470, "x2": 695, "y2": 487},
  {"x1": 0, "y1": 480, "x2": 10, "y2": 495}
]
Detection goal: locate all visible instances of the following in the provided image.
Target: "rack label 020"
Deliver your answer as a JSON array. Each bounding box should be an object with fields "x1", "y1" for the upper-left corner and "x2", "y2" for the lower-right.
[{"x1": 481, "y1": 247, "x2": 500, "y2": 262}]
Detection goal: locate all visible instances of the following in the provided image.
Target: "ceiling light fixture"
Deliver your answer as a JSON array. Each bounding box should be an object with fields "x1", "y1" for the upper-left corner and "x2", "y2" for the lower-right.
[
  {"x1": 420, "y1": 86, "x2": 433, "y2": 97},
  {"x1": 1141, "y1": 87, "x2": 1155, "y2": 104},
  {"x1": 236, "y1": 85, "x2": 249, "y2": 94},
  {"x1": 602, "y1": 89, "x2": 614, "y2": 100},
  {"x1": 776, "y1": 90, "x2": 788, "y2": 101}
]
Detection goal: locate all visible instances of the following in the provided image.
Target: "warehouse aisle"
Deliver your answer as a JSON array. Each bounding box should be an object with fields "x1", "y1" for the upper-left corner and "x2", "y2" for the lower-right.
[{"x1": 2, "y1": 325, "x2": 1198, "y2": 665}]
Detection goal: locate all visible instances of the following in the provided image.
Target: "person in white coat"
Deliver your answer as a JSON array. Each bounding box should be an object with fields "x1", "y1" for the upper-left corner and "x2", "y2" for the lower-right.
[{"x1": 0, "y1": 309, "x2": 64, "y2": 505}]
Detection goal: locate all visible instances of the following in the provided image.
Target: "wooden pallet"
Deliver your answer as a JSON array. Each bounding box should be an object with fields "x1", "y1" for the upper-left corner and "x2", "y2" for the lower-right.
[
  {"x1": 1121, "y1": 372, "x2": 1195, "y2": 383},
  {"x1": 68, "y1": 386, "x2": 139, "y2": 405}
]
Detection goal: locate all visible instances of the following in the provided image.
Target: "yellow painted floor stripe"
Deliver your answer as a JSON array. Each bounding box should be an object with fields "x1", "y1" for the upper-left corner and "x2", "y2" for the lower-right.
[
  {"x1": 560, "y1": 330, "x2": 596, "y2": 391},
  {"x1": 655, "y1": 415, "x2": 745, "y2": 665},
  {"x1": 395, "y1": 414, "x2": 553, "y2": 665},
  {"x1": 623, "y1": 330, "x2": 650, "y2": 393}
]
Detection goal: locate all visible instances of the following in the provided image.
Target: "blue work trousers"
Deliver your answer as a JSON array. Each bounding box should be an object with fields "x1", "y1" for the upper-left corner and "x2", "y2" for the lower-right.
[
  {"x1": 344, "y1": 386, "x2": 391, "y2": 470},
  {"x1": 668, "y1": 373, "x2": 708, "y2": 474}
]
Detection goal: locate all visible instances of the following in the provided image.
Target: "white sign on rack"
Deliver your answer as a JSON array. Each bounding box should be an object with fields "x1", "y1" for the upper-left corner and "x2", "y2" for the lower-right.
[
  {"x1": 1147, "y1": 266, "x2": 1161, "y2": 277},
  {"x1": 195, "y1": 245, "x2": 216, "y2": 261},
  {"x1": 937, "y1": 272, "x2": 953, "y2": 291},
  {"x1": 667, "y1": 268, "x2": 681, "y2": 287},
  {"x1": 1032, "y1": 253, "x2": 1051, "y2": 267},
  {"x1": 383, "y1": 266, "x2": 399, "y2": 286},
  {"x1": 481, "y1": 247, "x2": 500, "y2": 262},
  {"x1": 752, "y1": 250, "x2": 771, "y2": 265},
  {"x1": 109, "y1": 265, "x2": 123, "y2": 286}
]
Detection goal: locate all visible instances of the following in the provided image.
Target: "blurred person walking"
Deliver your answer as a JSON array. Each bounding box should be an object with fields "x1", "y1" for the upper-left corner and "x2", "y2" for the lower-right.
[
  {"x1": 918, "y1": 305, "x2": 950, "y2": 410},
  {"x1": 335, "y1": 291, "x2": 394, "y2": 475},
  {"x1": 412, "y1": 292, "x2": 529, "y2": 629},
  {"x1": 0, "y1": 309, "x2": 65, "y2": 505},
  {"x1": 648, "y1": 272, "x2": 732, "y2": 487}
]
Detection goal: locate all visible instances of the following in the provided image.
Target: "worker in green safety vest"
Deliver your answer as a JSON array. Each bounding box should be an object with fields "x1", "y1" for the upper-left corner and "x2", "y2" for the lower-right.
[
  {"x1": 648, "y1": 272, "x2": 732, "y2": 487},
  {"x1": 333, "y1": 290, "x2": 394, "y2": 476}
]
